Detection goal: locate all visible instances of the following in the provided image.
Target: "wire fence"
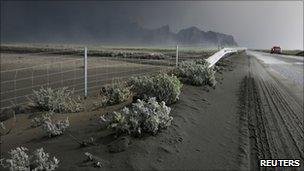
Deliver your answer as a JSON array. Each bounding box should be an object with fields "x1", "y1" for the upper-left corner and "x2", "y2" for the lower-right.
[
  {"x1": 0, "y1": 45, "x2": 218, "y2": 110},
  {"x1": 0, "y1": 47, "x2": 177, "y2": 110}
]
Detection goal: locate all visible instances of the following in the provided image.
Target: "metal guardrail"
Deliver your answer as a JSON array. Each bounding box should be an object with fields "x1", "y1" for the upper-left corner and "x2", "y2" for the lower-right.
[{"x1": 206, "y1": 48, "x2": 246, "y2": 68}]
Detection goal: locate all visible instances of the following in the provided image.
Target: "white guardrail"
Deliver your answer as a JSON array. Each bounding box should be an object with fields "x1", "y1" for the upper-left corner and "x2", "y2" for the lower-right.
[{"x1": 206, "y1": 47, "x2": 246, "y2": 68}]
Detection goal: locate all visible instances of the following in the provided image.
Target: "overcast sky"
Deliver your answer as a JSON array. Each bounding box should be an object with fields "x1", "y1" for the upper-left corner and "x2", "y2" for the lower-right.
[{"x1": 1, "y1": 1, "x2": 303, "y2": 49}]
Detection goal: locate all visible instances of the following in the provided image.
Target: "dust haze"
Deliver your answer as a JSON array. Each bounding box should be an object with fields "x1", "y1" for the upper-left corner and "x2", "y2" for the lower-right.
[{"x1": 1, "y1": 1, "x2": 303, "y2": 49}]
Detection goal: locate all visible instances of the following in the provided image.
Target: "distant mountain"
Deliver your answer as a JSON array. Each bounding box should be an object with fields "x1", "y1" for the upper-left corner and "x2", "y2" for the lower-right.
[
  {"x1": 176, "y1": 26, "x2": 238, "y2": 46},
  {"x1": 98, "y1": 24, "x2": 238, "y2": 47}
]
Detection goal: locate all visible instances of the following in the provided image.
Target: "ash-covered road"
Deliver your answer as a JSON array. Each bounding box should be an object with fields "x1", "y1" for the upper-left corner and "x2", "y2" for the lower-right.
[
  {"x1": 239, "y1": 51, "x2": 304, "y2": 170},
  {"x1": 247, "y1": 50, "x2": 303, "y2": 102}
]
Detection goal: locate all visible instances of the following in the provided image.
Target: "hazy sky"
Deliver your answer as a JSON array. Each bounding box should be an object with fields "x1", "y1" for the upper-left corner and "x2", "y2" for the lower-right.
[{"x1": 1, "y1": 1, "x2": 303, "y2": 49}]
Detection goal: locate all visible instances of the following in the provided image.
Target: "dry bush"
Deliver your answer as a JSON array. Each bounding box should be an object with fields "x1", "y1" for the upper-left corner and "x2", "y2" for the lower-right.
[
  {"x1": 100, "y1": 97, "x2": 172, "y2": 136},
  {"x1": 0, "y1": 147, "x2": 59, "y2": 171},
  {"x1": 98, "y1": 80, "x2": 131, "y2": 106},
  {"x1": 31, "y1": 111, "x2": 55, "y2": 128},
  {"x1": 30, "y1": 111, "x2": 69, "y2": 137},
  {"x1": 175, "y1": 60, "x2": 216, "y2": 87},
  {"x1": 30, "y1": 87, "x2": 83, "y2": 113},
  {"x1": 129, "y1": 73, "x2": 182, "y2": 105},
  {"x1": 42, "y1": 117, "x2": 70, "y2": 137},
  {"x1": 0, "y1": 122, "x2": 5, "y2": 130}
]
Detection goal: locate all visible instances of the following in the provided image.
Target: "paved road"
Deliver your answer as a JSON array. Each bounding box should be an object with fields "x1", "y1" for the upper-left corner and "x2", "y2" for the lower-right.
[{"x1": 247, "y1": 50, "x2": 303, "y2": 102}]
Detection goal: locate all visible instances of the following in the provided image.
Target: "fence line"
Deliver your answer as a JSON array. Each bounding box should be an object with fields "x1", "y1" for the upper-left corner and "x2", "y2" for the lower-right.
[
  {"x1": 1, "y1": 48, "x2": 171, "y2": 110},
  {"x1": 1, "y1": 55, "x2": 83, "y2": 73},
  {"x1": 1, "y1": 47, "x2": 84, "y2": 57},
  {"x1": 1, "y1": 76, "x2": 85, "y2": 96},
  {"x1": 74, "y1": 69, "x2": 163, "y2": 94},
  {"x1": 1, "y1": 67, "x2": 83, "y2": 84},
  {"x1": 0, "y1": 68, "x2": 164, "y2": 109},
  {"x1": 0, "y1": 64, "x2": 163, "y2": 95},
  {"x1": 1, "y1": 45, "x2": 218, "y2": 110}
]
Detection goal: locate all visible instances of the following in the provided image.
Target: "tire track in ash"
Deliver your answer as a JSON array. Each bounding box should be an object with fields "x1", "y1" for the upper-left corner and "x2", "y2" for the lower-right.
[
  {"x1": 238, "y1": 56, "x2": 274, "y2": 171},
  {"x1": 251, "y1": 58, "x2": 304, "y2": 160},
  {"x1": 238, "y1": 56, "x2": 304, "y2": 170},
  {"x1": 238, "y1": 76, "x2": 273, "y2": 171}
]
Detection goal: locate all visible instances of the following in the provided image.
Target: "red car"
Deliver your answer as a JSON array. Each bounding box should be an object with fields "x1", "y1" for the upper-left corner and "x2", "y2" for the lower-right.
[{"x1": 270, "y1": 46, "x2": 282, "y2": 54}]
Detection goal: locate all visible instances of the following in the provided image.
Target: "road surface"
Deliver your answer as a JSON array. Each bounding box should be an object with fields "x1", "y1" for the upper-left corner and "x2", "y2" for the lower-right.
[
  {"x1": 247, "y1": 50, "x2": 303, "y2": 102},
  {"x1": 240, "y1": 50, "x2": 304, "y2": 170}
]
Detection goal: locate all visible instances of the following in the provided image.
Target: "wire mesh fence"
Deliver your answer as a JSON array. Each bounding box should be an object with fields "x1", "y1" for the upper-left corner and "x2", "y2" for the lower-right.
[
  {"x1": 0, "y1": 44, "x2": 218, "y2": 110},
  {"x1": 0, "y1": 47, "x2": 175, "y2": 110}
]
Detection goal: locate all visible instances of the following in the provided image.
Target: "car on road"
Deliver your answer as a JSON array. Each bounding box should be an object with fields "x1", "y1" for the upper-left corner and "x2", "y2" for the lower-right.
[{"x1": 270, "y1": 46, "x2": 282, "y2": 54}]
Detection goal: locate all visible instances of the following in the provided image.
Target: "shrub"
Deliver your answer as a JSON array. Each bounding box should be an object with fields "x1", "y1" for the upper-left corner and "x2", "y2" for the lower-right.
[
  {"x1": 175, "y1": 60, "x2": 216, "y2": 87},
  {"x1": 84, "y1": 152, "x2": 103, "y2": 168},
  {"x1": 31, "y1": 111, "x2": 55, "y2": 128},
  {"x1": 0, "y1": 122, "x2": 5, "y2": 130},
  {"x1": 100, "y1": 97, "x2": 172, "y2": 136},
  {"x1": 99, "y1": 80, "x2": 131, "y2": 106},
  {"x1": 2, "y1": 147, "x2": 30, "y2": 171},
  {"x1": 42, "y1": 117, "x2": 70, "y2": 137},
  {"x1": 1, "y1": 147, "x2": 59, "y2": 171},
  {"x1": 130, "y1": 73, "x2": 182, "y2": 105},
  {"x1": 194, "y1": 59, "x2": 209, "y2": 65},
  {"x1": 32, "y1": 148, "x2": 60, "y2": 171},
  {"x1": 30, "y1": 111, "x2": 69, "y2": 137},
  {"x1": 31, "y1": 87, "x2": 83, "y2": 113}
]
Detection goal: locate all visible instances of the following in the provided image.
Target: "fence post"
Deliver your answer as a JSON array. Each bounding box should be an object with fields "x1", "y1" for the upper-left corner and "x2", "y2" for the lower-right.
[
  {"x1": 84, "y1": 47, "x2": 88, "y2": 98},
  {"x1": 46, "y1": 65, "x2": 49, "y2": 86},
  {"x1": 176, "y1": 45, "x2": 179, "y2": 67},
  {"x1": 14, "y1": 70, "x2": 17, "y2": 105}
]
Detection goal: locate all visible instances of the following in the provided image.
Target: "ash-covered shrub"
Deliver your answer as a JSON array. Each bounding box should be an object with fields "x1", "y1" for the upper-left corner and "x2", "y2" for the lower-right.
[
  {"x1": 31, "y1": 111, "x2": 55, "y2": 128},
  {"x1": 214, "y1": 58, "x2": 233, "y2": 73},
  {"x1": 0, "y1": 122, "x2": 5, "y2": 130},
  {"x1": 84, "y1": 152, "x2": 103, "y2": 168},
  {"x1": 30, "y1": 111, "x2": 69, "y2": 137},
  {"x1": 42, "y1": 117, "x2": 70, "y2": 137},
  {"x1": 100, "y1": 97, "x2": 172, "y2": 136},
  {"x1": 0, "y1": 147, "x2": 59, "y2": 171},
  {"x1": 99, "y1": 80, "x2": 131, "y2": 106},
  {"x1": 1, "y1": 147, "x2": 30, "y2": 171},
  {"x1": 175, "y1": 60, "x2": 216, "y2": 87},
  {"x1": 32, "y1": 148, "x2": 60, "y2": 171},
  {"x1": 31, "y1": 87, "x2": 83, "y2": 113},
  {"x1": 130, "y1": 73, "x2": 182, "y2": 105},
  {"x1": 194, "y1": 59, "x2": 209, "y2": 65}
]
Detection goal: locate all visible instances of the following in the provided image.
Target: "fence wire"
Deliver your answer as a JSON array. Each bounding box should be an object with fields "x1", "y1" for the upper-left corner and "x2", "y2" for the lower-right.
[{"x1": 0, "y1": 48, "x2": 172, "y2": 110}]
